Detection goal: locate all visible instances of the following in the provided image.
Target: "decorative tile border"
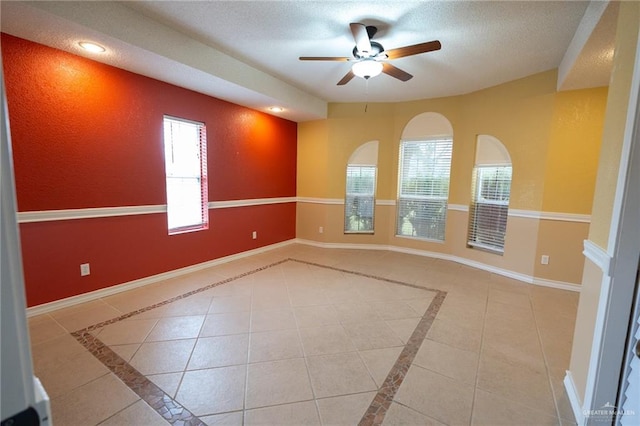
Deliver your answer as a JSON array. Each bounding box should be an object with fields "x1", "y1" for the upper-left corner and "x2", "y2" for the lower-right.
[{"x1": 70, "y1": 257, "x2": 446, "y2": 426}]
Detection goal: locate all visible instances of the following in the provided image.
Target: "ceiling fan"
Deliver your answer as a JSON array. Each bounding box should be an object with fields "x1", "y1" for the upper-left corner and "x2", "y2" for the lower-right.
[{"x1": 299, "y1": 23, "x2": 441, "y2": 85}]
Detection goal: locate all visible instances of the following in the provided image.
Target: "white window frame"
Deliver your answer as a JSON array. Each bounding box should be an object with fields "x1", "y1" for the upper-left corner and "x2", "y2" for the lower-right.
[
  {"x1": 467, "y1": 165, "x2": 512, "y2": 254},
  {"x1": 396, "y1": 137, "x2": 453, "y2": 242},
  {"x1": 344, "y1": 165, "x2": 377, "y2": 234},
  {"x1": 163, "y1": 115, "x2": 208, "y2": 235}
]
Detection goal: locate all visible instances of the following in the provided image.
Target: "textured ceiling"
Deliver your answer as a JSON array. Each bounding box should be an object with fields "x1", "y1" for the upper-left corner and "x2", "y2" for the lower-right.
[{"x1": 1, "y1": 1, "x2": 615, "y2": 122}]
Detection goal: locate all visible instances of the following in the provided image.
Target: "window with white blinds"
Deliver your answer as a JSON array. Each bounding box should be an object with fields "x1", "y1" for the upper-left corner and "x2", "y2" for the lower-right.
[
  {"x1": 396, "y1": 138, "x2": 453, "y2": 241},
  {"x1": 345, "y1": 165, "x2": 376, "y2": 233},
  {"x1": 467, "y1": 166, "x2": 512, "y2": 253},
  {"x1": 163, "y1": 116, "x2": 208, "y2": 234}
]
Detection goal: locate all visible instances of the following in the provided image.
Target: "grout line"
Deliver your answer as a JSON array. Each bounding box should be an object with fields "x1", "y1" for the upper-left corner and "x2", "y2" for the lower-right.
[
  {"x1": 68, "y1": 256, "x2": 445, "y2": 426},
  {"x1": 72, "y1": 330, "x2": 205, "y2": 425},
  {"x1": 469, "y1": 282, "x2": 491, "y2": 425},
  {"x1": 529, "y1": 291, "x2": 565, "y2": 423},
  {"x1": 358, "y1": 290, "x2": 447, "y2": 426}
]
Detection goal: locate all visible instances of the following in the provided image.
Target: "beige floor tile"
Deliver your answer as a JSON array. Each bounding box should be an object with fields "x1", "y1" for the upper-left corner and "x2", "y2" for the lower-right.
[
  {"x1": 288, "y1": 287, "x2": 331, "y2": 306},
  {"x1": 31, "y1": 247, "x2": 581, "y2": 426},
  {"x1": 147, "y1": 371, "x2": 183, "y2": 398},
  {"x1": 385, "y1": 317, "x2": 421, "y2": 344},
  {"x1": 306, "y1": 352, "x2": 377, "y2": 398},
  {"x1": 294, "y1": 305, "x2": 340, "y2": 328},
  {"x1": 426, "y1": 317, "x2": 482, "y2": 353},
  {"x1": 100, "y1": 400, "x2": 167, "y2": 425},
  {"x1": 551, "y1": 377, "x2": 578, "y2": 423},
  {"x1": 488, "y1": 287, "x2": 532, "y2": 308},
  {"x1": 251, "y1": 291, "x2": 291, "y2": 311},
  {"x1": 477, "y1": 346, "x2": 557, "y2": 416},
  {"x1": 135, "y1": 296, "x2": 213, "y2": 319},
  {"x1": 404, "y1": 295, "x2": 436, "y2": 313},
  {"x1": 354, "y1": 283, "x2": 400, "y2": 302},
  {"x1": 333, "y1": 302, "x2": 382, "y2": 324},
  {"x1": 95, "y1": 318, "x2": 158, "y2": 345},
  {"x1": 387, "y1": 284, "x2": 434, "y2": 300},
  {"x1": 359, "y1": 347, "x2": 403, "y2": 387},
  {"x1": 250, "y1": 308, "x2": 297, "y2": 332},
  {"x1": 435, "y1": 302, "x2": 485, "y2": 331},
  {"x1": 129, "y1": 339, "x2": 196, "y2": 375},
  {"x1": 49, "y1": 300, "x2": 123, "y2": 332},
  {"x1": 299, "y1": 325, "x2": 356, "y2": 356},
  {"x1": 50, "y1": 373, "x2": 139, "y2": 426},
  {"x1": 245, "y1": 358, "x2": 314, "y2": 409},
  {"x1": 382, "y1": 402, "x2": 445, "y2": 425},
  {"x1": 324, "y1": 288, "x2": 363, "y2": 304},
  {"x1": 249, "y1": 329, "x2": 304, "y2": 363},
  {"x1": 200, "y1": 411, "x2": 244, "y2": 426},
  {"x1": 177, "y1": 365, "x2": 246, "y2": 416},
  {"x1": 342, "y1": 321, "x2": 404, "y2": 351},
  {"x1": 316, "y1": 392, "x2": 376, "y2": 426},
  {"x1": 209, "y1": 295, "x2": 252, "y2": 313},
  {"x1": 245, "y1": 400, "x2": 321, "y2": 425},
  {"x1": 472, "y1": 389, "x2": 560, "y2": 425},
  {"x1": 188, "y1": 334, "x2": 249, "y2": 369},
  {"x1": 28, "y1": 314, "x2": 67, "y2": 346},
  {"x1": 35, "y1": 350, "x2": 109, "y2": 399},
  {"x1": 200, "y1": 312, "x2": 251, "y2": 337},
  {"x1": 109, "y1": 343, "x2": 141, "y2": 362},
  {"x1": 395, "y1": 365, "x2": 474, "y2": 425},
  {"x1": 146, "y1": 315, "x2": 205, "y2": 341},
  {"x1": 367, "y1": 300, "x2": 422, "y2": 320},
  {"x1": 413, "y1": 339, "x2": 478, "y2": 385},
  {"x1": 31, "y1": 333, "x2": 87, "y2": 373}
]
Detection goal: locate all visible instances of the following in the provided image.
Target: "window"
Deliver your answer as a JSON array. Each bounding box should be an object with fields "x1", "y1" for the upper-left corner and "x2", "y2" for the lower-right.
[
  {"x1": 345, "y1": 165, "x2": 376, "y2": 233},
  {"x1": 468, "y1": 165, "x2": 512, "y2": 253},
  {"x1": 163, "y1": 116, "x2": 208, "y2": 234},
  {"x1": 396, "y1": 138, "x2": 452, "y2": 241}
]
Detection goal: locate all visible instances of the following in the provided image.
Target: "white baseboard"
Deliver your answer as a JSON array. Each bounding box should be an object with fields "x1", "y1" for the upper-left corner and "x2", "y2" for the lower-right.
[
  {"x1": 27, "y1": 238, "x2": 581, "y2": 316},
  {"x1": 564, "y1": 371, "x2": 585, "y2": 425},
  {"x1": 294, "y1": 238, "x2": 581, "y2": 292},
  {"x1": 26, "y1": 240, "x2": 295, "y2": 317}
]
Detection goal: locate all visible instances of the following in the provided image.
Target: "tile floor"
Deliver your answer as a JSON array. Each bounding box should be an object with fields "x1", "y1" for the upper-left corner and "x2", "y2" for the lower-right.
[{"x1": 27, "y1": 244, "x2": 579, "y2": 425}]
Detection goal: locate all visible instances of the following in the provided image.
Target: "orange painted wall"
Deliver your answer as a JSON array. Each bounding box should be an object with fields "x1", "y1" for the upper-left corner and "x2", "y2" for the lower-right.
[{"x1": 2, "y1": 34, "x2": 297, "y2": 306}]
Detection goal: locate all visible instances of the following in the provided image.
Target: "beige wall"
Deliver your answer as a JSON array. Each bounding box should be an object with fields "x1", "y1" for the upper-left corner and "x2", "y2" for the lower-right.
[
  {"x1": 568, "y1": 0, "x2": 640, "y2": 404},
  {"x1": 589, "y1": 1, "x2": 640, "y2": 249},
  {"x1": 297, "y1": 68, "x2": 608, "y2": 286}
]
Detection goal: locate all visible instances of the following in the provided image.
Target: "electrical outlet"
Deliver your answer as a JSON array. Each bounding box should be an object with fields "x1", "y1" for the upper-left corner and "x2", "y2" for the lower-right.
[
  {"x1": 252, "y1": 231, "x2": 257, "y2": 240},
  {"x1": 319, "y1": 226, "x2": 324, "y2": 234},
  {"x1": 80, "y1": 263, "x2": 91, "y2": 276},
  {"x1": 541, "y1": 255, "x2": 549, "y2": 265}
]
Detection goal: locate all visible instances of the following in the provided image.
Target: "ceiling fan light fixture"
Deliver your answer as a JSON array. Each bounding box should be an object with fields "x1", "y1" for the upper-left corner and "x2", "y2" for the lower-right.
[{"x1": 352, "y1": 60, "x2": 383, "y2": 79}]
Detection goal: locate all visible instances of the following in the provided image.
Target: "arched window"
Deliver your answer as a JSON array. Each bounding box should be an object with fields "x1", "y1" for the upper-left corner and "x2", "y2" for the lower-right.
[
  {"x1": 396, "y1": 113, "x2": 453, "y2": 241},
  {"x1": 467, "y1": 135, "x2": 512, "y2": 254},
  {"x1": 345, "y1": 141, "x2": 378, "y2": 234}
]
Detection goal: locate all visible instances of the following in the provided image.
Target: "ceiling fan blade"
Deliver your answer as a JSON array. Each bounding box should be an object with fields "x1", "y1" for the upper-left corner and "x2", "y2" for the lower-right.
[
  {"x1": 350, "y1": 23, "x2": 372, "y2": 56},
  {"x1": 385, "y1": 40, "x2": 441, "y2": 60},
  {"x1": 382, "y1": 63, "x2": 413, "y2": 82},
  {"x1": 299, "y1": 56, "x2": 351, "y2": 61},
  {"x1": 337, "y1": 70, "x2": 356, "y2": 85}
]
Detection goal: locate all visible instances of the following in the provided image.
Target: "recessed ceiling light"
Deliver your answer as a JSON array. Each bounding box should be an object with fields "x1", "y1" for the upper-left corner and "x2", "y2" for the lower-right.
[
  {"x1": 269, "y1": 106, "x2": 284, "y2": 113},
  {"x1": 78, "y1": 41, "x2": 106, "y2": 53}
]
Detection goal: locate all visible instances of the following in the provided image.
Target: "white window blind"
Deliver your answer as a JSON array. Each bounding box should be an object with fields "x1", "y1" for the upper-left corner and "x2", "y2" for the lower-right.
[
  {"x1": 163, "y1": 116, "x2": 208, "y2": 234},
  {"x1": 396, "y1": 138, "x2": 452, "y2": 241},
  {"x1": 345, "y1": 165, "x2": 376, "y2": 233},
  {"x1": 467, "y1": 166, "x2": 512, "y2": 253}
]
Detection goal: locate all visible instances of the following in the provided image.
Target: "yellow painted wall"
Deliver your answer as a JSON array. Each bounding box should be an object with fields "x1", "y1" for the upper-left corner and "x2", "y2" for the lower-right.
[
  {"x1": 297, "y1": 68, "x2": 608, "y2": 286},
  {"x1": 542, "y1": 87, "x2": 608, "y2": 214}
]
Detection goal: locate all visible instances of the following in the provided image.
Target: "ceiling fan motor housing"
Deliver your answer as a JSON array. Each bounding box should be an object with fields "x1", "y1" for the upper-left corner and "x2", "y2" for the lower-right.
[{"x1": 353, "y1": 41, "x2": 384, "y2": 59}]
